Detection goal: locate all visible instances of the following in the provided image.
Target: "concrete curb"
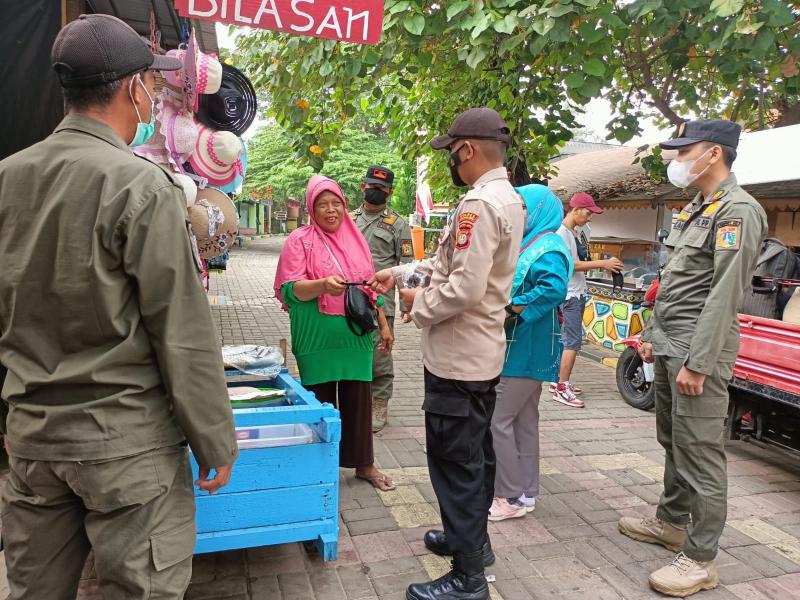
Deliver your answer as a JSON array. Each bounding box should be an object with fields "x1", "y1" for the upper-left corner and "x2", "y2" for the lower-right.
[{"x1": 579, "y1": 348, "x2": 619, "y2": 369}]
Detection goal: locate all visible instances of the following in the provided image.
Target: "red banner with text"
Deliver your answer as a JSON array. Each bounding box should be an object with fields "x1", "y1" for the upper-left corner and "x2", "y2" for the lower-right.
[{"x1": 174, "y1": 0, "x2": 385, "y2": 45}]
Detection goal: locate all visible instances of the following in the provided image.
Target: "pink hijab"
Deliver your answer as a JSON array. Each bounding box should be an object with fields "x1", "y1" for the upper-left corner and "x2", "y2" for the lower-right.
[{"x1": 274, "y1": 175, "x2": 377, "y2": 316}]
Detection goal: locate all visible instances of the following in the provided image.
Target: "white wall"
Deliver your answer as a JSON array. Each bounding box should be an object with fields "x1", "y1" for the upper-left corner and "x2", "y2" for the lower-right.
[{"x1": 587, "y1": 207, "x2": 660, "y2": 240}]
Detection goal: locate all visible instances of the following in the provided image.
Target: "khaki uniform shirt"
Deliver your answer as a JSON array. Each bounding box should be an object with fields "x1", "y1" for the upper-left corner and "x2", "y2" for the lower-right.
[
  {"x1": 395, "y1": 167, "x2": 524, "y2": 382},
  {"x1": 353, "y1": 205, "x2": 413, "y2": 316},
  {"x1": 0, "y1": 114, "x2": 238, "y2": 468},
  {"x1": 643, "y1": 174, "x2": 768, "y2": 375}
]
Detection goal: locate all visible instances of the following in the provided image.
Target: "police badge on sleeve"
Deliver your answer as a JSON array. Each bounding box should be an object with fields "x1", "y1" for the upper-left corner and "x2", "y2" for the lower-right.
[{"x1": 455, "y1": 212, "x2": 479, "y2": 250}]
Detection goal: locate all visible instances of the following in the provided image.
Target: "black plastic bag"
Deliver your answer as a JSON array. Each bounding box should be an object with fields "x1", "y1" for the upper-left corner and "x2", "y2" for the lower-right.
[{"x1": 345, "y1": 286, "x2": 378, "y2": 336}]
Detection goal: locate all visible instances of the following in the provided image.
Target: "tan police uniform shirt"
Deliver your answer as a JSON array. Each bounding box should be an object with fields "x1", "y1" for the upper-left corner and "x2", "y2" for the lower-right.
[
  {"x1": 642, "y1": 174, "x2": 768, "y2": 375},
  {"x1": 353, "y1": 205, "x2": 413, "y2": 317},
  {"x1": 0, "y1": 114, "x2": 238, "y2": 469},
  {"x1": 394, "y1": 167, "x2": 524, "y2": 382}
]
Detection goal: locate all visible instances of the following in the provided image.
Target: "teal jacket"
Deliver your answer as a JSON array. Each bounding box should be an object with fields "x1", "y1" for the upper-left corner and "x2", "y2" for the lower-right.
[{"x1": 502, "y1": 185, "x2": 572, "y2": 381}]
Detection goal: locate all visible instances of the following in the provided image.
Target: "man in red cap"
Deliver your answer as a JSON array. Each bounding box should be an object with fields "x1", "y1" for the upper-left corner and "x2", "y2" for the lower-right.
[{"x1": 552, "y1": 193, "x2": 623, "y2": 407}]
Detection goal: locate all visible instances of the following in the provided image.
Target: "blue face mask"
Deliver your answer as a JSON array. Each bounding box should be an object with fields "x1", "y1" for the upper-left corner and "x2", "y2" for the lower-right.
[{"x1": 128, "y1": 75, "x2": 156, "y2": 148}]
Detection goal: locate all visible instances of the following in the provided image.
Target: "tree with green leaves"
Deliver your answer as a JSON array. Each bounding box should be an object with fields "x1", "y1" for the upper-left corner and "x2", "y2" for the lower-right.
[
  {"x1": 244, "y1": 123, "x2": 416, "y2": 214},
  {"x1": 236, "y1": 0, "x2": 799, "y2": 197}
]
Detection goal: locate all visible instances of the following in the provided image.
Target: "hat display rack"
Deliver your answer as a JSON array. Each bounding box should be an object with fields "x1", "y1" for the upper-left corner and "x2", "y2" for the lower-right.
[{"x1": 135, "y1": 23, "x2": 258, "y2": 265}]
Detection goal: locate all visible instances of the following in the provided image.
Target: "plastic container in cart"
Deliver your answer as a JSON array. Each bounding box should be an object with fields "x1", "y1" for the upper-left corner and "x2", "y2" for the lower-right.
[
  {"x1": 235, "y1": 423, "x2": 315, "y2": 449},
  {"x1": 191, "y1": 368, "x2": 341, "y2": 560}
]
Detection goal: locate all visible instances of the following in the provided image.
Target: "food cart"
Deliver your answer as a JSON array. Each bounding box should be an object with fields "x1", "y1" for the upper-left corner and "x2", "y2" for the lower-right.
[
  {"x1": 194, "y1": 369, "x2": 342, "y2": 559},
  {"x1": 583, "y1": 237, "x2": 659, "y2": 351}
]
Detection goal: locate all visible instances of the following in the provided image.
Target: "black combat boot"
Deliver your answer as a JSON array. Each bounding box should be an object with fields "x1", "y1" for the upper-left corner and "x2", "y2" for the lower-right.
[
  {"x1": 406, "y1": 550, "x2": 489, "y2": 600},
  {"x1": 423, "y1": 530, "x2": 495, "y2": 567}
]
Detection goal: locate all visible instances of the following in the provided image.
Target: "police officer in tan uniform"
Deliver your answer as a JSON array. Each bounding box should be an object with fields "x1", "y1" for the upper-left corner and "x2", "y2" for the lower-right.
[
  {"x1": 618, "y1": 120, "x2": 767, "y2": 597},
  {"x1": 352, "y1": 166, "x2": 413, "y2": 432},
  {"x1": 0, "y1": 15, "x2": 237, "y2": 599},
  {"x1": 371, "y1": 108, "x2": 524, "y2": 600}
]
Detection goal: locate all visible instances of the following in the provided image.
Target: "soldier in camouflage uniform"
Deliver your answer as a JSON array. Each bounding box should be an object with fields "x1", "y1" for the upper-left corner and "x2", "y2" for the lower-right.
[{"x1": 352, "y1": 166, "x2": 413, "y2": 432}]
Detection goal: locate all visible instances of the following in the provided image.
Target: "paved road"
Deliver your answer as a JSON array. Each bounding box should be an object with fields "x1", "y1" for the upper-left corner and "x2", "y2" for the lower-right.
[{"x1": 16, "y1": 238, "x2": 800, "y2": 599}]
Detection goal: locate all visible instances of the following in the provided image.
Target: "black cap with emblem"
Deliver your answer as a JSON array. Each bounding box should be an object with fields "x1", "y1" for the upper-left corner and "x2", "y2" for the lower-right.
[
  {"x1": 430, "y1": 107, "x2": 512, "y2": 150},
  {"x1": 660, "y1": 119, "x2": 742, "y2": 150},
  {"x1": 364, "y1": 165, "x2": 395, "y2": 188},
  {"x1": 51, "y1": 14, "x2": 182, "y2": 88}
]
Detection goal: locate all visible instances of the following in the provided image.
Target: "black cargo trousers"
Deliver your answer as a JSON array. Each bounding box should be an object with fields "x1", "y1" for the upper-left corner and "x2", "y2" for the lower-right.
[{"x1": 424, "y1": 368, "x2": 499, "y2": 554}]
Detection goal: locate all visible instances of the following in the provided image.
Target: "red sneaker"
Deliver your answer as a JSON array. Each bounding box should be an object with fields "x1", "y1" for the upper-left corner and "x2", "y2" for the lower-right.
[{"x1": 552, "y1": 383, "x2": 585, "y2": 408}]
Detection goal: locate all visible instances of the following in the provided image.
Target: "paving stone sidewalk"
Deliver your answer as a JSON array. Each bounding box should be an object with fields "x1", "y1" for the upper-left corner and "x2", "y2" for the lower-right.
[{"x1": 19, "y1": 238, "x2": 800, "y2": 600}]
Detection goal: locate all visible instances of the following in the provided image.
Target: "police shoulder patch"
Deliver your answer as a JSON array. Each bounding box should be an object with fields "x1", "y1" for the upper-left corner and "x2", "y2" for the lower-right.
[
  {"x1": 455, "y1": 211, "x2": 479, "y2": 250},
  {"x1": 401, "y1": 240, "x2": 413, "y2": 257},
  {"x1": 715, "y1": 218, "x2": 742, "y2": 251},
  {"x1": 383, "y1": 214, "x2": 397, "y2": 225}
]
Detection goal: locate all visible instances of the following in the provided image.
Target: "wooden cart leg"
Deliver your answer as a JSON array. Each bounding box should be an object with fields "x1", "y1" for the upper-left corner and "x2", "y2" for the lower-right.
[{"x1": 316, "y1": 532, "x2": 338, "y2": 561}]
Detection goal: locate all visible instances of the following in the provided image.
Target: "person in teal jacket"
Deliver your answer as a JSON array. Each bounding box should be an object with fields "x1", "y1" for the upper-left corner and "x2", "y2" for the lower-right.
[{"x1": 489, "y1": 184, "x2": 573, "y2": 521}]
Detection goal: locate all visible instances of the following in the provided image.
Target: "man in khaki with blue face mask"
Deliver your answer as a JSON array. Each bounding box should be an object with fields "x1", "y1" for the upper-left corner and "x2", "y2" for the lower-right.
[
  {"x1": 0, "y1": 14, "x2": 237, "y2": 599},
  {"x1": 618, "y1": 120, "x2": 767, "y2": 597}
]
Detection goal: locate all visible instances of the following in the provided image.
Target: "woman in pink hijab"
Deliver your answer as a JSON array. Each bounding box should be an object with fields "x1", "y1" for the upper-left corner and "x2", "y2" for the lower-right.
[{"x1": 275, "y1": 175, "x2": 396, "y2": 491}]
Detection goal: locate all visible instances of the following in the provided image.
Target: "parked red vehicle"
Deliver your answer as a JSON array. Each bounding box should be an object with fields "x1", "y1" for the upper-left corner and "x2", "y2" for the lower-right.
[{"x1": 616, "y1": 267, "x2": 800, "y2": 450}]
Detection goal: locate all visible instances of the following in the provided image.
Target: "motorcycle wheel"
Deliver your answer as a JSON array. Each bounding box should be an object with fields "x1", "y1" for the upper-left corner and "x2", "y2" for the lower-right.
[{"x1": 616, "y1": 346, "x2": 655, "y2": 411}]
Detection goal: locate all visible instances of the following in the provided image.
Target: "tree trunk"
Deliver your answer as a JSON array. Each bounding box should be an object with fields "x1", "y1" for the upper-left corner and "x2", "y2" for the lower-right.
[{"x1": 508, "y1": 155, "x2": 543, "y2": 187}]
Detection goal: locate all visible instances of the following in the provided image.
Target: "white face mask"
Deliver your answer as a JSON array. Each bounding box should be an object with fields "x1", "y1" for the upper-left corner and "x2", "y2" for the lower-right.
[{"x1": 667, "y1": 148, "x2": 712, "y2": 189}]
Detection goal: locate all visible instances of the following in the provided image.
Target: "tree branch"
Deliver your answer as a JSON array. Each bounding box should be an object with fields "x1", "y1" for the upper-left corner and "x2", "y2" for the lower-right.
[
  {"x1": 626, "y1": 23, "x2": 684, "y2": 125},
  {"x1": 647, "y1": 21, "x2": 683, "y2": 55},
  {"x1": 728, "y1": 76, "x2": 750, "y2": 123}
]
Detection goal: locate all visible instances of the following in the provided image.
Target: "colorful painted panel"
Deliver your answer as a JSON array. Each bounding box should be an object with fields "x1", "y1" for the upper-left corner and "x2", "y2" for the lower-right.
[{"x1": 583, "y1": 297, "x2": 652, "y2": 352}]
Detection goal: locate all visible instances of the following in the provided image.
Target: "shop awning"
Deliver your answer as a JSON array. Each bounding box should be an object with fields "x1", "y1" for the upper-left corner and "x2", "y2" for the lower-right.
[{"x1": 86, "y1": 0, "x2": 218, "y2": 53}]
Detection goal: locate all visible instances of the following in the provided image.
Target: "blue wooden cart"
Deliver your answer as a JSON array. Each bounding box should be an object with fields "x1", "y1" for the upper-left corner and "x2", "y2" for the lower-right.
[{"x1": 190, "y1": 369, "x2": 341, "y2": 560}]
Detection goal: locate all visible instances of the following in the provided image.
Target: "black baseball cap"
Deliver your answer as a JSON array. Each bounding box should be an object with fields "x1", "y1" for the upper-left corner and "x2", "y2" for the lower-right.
[
  {"x1": 430, "y1": 108, "x2": 512, "y2": 150},
  {"x1": 660, "y1": 119, "x2": 742, "y2": 150},
  {"x1": 51, "y1": 14, "x2": 182, "y2": 88},
  {"x1": 363, "y1": 165, "x2": 395, "y2": 187}
]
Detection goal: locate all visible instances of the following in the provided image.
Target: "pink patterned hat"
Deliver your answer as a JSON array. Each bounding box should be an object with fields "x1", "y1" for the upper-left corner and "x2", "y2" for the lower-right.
[
  {"x1": 161, "y1": 103, "x2": 200, "y2": 172},
  {"x1": 160, "y1": 32, "x2": 222, "y2": 112},
  {"x1": 188, "y1": 123, "x2": 243, "y2": 186}
]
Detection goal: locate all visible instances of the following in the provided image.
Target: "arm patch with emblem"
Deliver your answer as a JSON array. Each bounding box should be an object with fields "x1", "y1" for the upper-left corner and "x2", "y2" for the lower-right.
[
  {"x1": 715, "y1": 218, "x2": 742, "y2": 250},
  {"x1": 455, "y1": 212, "x2": 479, "y2": 250},
  {"x1": 401, "y1": 240, "x2": 413, "y2": 257}
]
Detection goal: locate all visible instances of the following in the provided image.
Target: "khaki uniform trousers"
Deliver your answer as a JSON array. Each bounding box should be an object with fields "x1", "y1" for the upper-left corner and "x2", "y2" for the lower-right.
[
  {"x1": 654, "y1": 355, "x2": 733, "y2": 562},
  {"x1": 1, "y1": 444, "x2": 196, "y2": 600},
  {"x1": 372, "y1": 316, "x2": 395, "y2": 402}
]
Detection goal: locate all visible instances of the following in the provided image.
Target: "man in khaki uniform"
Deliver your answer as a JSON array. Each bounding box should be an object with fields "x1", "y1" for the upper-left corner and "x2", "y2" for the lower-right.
[
  {"x1": 0, "y1": 15, "x2": 238, "y2": 600},
  {"x1": 371, "y1": 108, "x2": 524, "y2": 600},
  {"x1": 352, "y1": 165, "x2": 413, "y2": 432},
  {"x1": 619, "y1": 120, "x2": 767, "y2": 597}
]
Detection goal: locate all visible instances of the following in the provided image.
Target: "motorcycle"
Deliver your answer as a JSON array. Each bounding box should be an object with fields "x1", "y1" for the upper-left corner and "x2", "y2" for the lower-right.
[{"x1": 615, "y1": 273, "x2": 659, "y2": 410}]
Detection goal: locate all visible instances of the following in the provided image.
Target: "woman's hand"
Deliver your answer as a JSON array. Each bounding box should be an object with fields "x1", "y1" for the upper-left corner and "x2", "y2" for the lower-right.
[
  {"x1": 379, "y1": 325, "x2": 394, "y2": 353},
  {"x1": 322, "y1": 275, "x2": 346, "y2": 296}
]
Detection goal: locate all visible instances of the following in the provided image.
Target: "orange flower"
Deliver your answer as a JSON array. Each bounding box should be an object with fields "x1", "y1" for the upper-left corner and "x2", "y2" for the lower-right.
[
  {"x1": 297, "y1": 98, "x2": 310, "y2": 110},
  {"x1": 310, "y1": 144, "x2": 324, "y2": 156}
]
